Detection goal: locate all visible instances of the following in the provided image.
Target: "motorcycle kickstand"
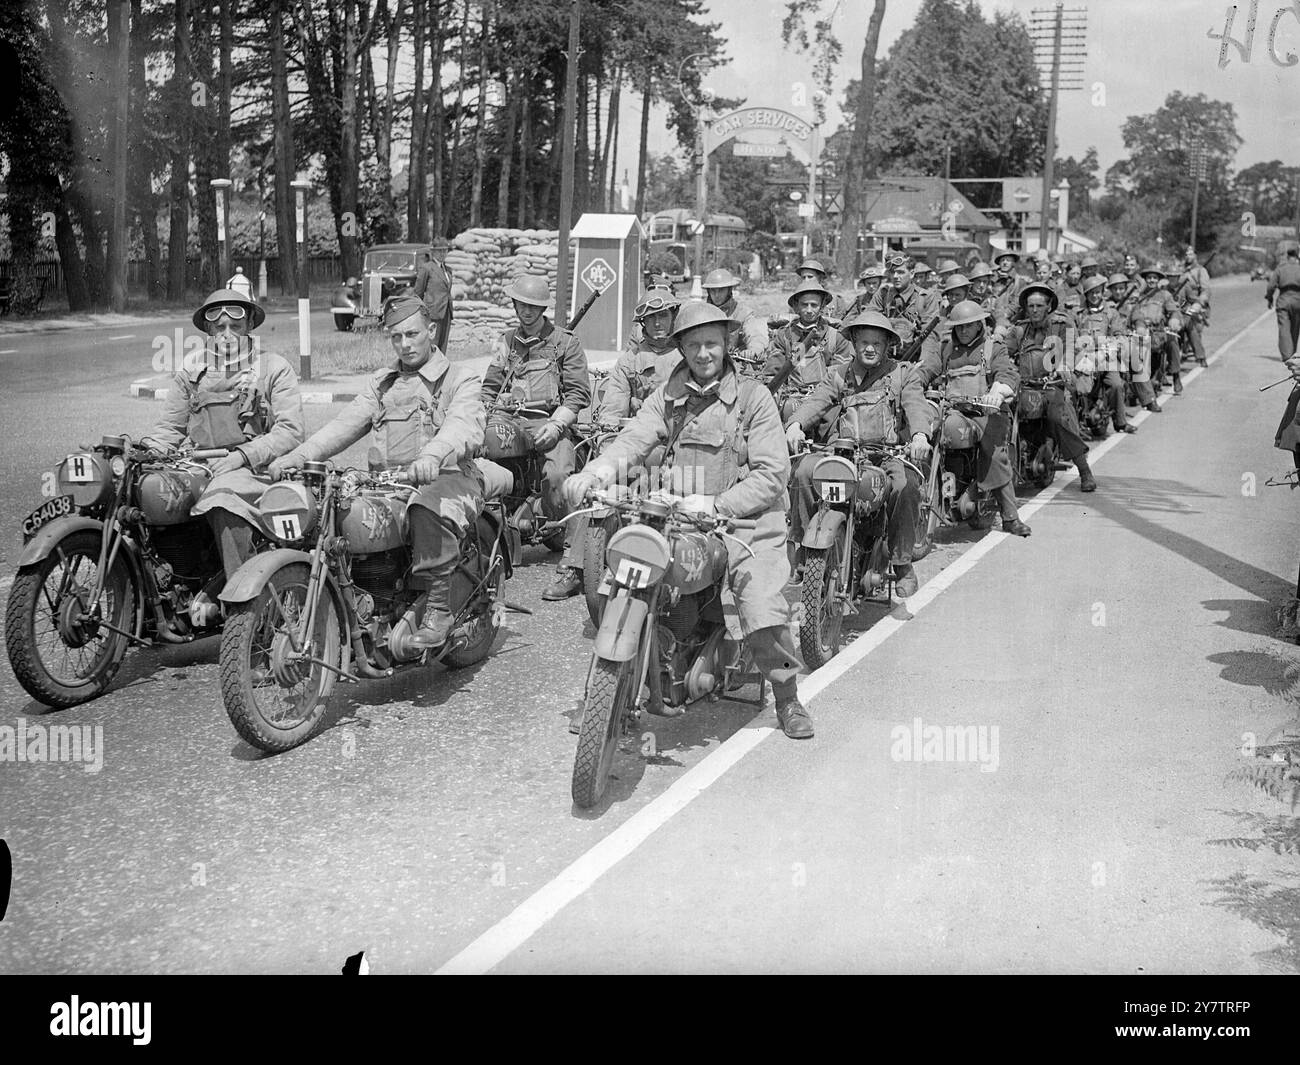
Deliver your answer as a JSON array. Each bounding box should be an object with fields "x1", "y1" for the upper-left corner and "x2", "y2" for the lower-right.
[{"x1": 503, "y1": 601, "x2": 534, "y2": 614}]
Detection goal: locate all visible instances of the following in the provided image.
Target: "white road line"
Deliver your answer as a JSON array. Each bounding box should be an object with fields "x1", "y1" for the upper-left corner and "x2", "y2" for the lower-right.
[
  {"x1": 430, "y1": 308, "x2": 1275, "y2": 974},
  {"x1": 0, "y1": 349, "x2": 17, "y2": 355},
  {"x1": 108, "y1": 334, "x2": 136, "y2": 341}
]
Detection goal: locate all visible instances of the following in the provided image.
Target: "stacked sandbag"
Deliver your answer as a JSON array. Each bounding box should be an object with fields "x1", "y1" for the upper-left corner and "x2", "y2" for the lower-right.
[{"x1": 447, "y1": 227, "x2": 570, "y2": 346}]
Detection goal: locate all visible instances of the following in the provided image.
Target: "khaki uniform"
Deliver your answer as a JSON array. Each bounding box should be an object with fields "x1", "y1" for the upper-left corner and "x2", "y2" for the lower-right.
[
  {"x1": 1267, "y1": 260, "x2": 1300, "y2": 357},
  {"x1": 583, "y1": 363, "x2": 801, "y2": 685},
  {"x1": 914, "y1": 333, "x2": 1019, "y2": 491},
  {"x1": 762, "y1": 321, "x2": 853, "y2": 419},
  {"x1": 480, "y1": 318, "x2": 591, "y2": 558},
  {"x1": 714, "y1": 295, "x2": 769, "y2": 361},
  {"x1": 1076, "y1": 303, "x2": 1130, "y2": 430},
  {"x1": 787, "y1": 359, "x2": 934, "y2": 563},
  {"x1": 868, "y1": 283, "x2": 941, "y2": 362},
  {"x1": 600, "y1": 338, "x2": 682, "y2": 422},
  {"x1": 1126, "y1": 287, "x2": 1183, "y2": 387},
  {"x1": 1006, "y1": 319, "x2": 1087, "y2": 462},
  {"x1": 145, "y1": 348, "x2": 304, "y2": 534}
]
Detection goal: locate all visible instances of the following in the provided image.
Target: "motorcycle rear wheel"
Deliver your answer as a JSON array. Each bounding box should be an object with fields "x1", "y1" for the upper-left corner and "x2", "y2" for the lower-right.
[
  {"x1": 572, "y1": 655, "x2": 636, "y2": 809},
  {"x1": 799, "y1": 546, "x2": 843, "y2": 670},
  {"x1": 4, "y1": 530, "x2": 137, "y2": 708},
  {"x1": 219, "y1": 562, "x2": 342, "y2": 753},
  {"x1": 443, "y1": 559, "x2": 504, "y2": 669}
]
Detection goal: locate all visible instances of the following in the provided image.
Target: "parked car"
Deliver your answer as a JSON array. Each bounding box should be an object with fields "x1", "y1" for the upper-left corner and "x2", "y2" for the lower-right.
[{"x1": 354, "y1": 243, "x2": 430, "y2": 326}]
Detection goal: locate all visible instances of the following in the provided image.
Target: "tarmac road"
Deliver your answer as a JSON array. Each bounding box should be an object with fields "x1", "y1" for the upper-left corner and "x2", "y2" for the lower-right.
[{"x1": 2, "y1": 278, "x2": 1299, "y2": 974}]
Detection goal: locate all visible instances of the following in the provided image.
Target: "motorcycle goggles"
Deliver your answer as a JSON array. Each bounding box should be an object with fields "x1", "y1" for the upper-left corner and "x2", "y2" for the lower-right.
[
  {"x1": 635, "y1": 295, "x2": 679, "y2": 319},
  {"x1": 204, "y1": 304, "x2": 248, "y2": 323}
]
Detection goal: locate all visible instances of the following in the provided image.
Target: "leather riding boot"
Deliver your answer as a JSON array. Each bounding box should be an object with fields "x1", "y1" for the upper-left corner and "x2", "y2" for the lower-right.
[
  {"x1": 996, "y1": 483, "x2": 1030, "y2": 537},
  {"x1": 771, "y1": 676, "x2": 814, "y2": 739},
  {"x1": 1076, "y1": 455, "x2": 1097, "y2": 493},
  {"x1": 410, "y1": 566, "x2": 456, "y2": 649},
  {"x1": 206, "y1": 508, "x2": 254, "y2": 580},
  {"x1": 408, "y1": 506, "x2": 461, "y2": 647}
]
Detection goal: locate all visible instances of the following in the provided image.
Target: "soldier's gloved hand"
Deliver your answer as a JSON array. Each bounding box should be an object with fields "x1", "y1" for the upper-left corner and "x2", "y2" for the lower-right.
[
  {"x1": 408, "y1": 456, "x2": 442, "y2": 485},
  {"x1": 209, "y1": 450, "x2": 248, "y2": 476},
  {"x1": 680, "y1": 494, "x2": 716, "y2": 518},
  {"x1": 908, "y1": 433, "x2": 932, "y2": 464},
  {"x1": 563, "y1": 472, "x2": 598, "y2": 509},
  {"x1": 1286, "y1": 357, "x2": 1300, "y2": 383},
  {"x1": 785, "y1": 422, "x2": 805, "y2": 453},
  {"x1": 531, "y1": 420, "x2": 562, "y2": 452}
]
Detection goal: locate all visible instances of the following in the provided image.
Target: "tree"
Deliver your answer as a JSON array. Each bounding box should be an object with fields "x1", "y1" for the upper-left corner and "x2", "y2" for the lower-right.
[
  {"x1": 1235, "y1": 160, "x2": 1296, "y2": 226},
  {"x1": 1054, "y1": 147, "x2": 1099, "y2": 220}
]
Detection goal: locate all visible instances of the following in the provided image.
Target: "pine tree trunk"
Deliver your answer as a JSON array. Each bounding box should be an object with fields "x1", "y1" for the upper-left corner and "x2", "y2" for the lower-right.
[
  {"x1": 444, "y1": 0, "x2": 471, "y2": 233},
  {"x1": 495, "y1": 66, "x2": 518, "y2": 226},
  {"x1": 407, "y1": 0, "x2": 425, "y2": 240},
  {"x1": 129, "y1": 0, "x2": 160, "y2": 300},
  {"x1": 633, "y1": 65, "x2": 651, "y2": 217},
  {"x1": 515, "y1": 71, "x2": 531, "y2": 227},
  {"x1": 468, "y1": 0, "x2": 491, "y2": 228},
  {"x1": 600, "y1": 63, "x2": 621, "y2": 212},
  {"x1": 428, "y1": 4, "x2": 445, "y2": 238},
  {"x1": 338, "y1": 0, "x2": 361, "y2": 278},
  {"x1": 166, "y1": 0, "x2": 191, "y2": 301},
  {"x1": 269, "y1": 0, "x2": 297, "y2": 294},
  {"x1": 191, "y1": 2, "x2": 218, "y2": 291},
  {"x1": 835, "y1": 0, "x2": 887, "y2": 279}
]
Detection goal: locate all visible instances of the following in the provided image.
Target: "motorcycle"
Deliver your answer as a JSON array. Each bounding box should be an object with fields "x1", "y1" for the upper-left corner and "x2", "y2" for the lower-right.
[
  {"x1": 1011, "y1": 378, "x2": 1065, "y2": 490},
  {"x1": 5, "y1": 436, "x2": 243, "y2": 707},
  {"x1": 480, "y1": 398, "x2": 571, "y2": 555},
  {"x1": 568, "y1": 487, "x2": 761, "y2": 809},
  {"x1": 216, "y1": 459, "x2": 517, "y2": 753},
  {"x1": 572, "y1": 416, "x2": 633, "y2": 627},
  {"x1": 331, "y1": 277, "x2": 360, "y2": 332},
  {"x1": 794, "y1": 439, "x2": 916, "y2": 668},
  {"x1": 914, "y1": 391, "x2": 1004, "y2": 559}
]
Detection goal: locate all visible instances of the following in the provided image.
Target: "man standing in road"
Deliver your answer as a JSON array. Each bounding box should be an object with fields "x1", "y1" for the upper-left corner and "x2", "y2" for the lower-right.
[
  {"x1": 1267, "y1": 245, "x2": 1300, "y2": 359},
  {"x1": 415, "y1": 236, "x2": 455, "y2": 352}
]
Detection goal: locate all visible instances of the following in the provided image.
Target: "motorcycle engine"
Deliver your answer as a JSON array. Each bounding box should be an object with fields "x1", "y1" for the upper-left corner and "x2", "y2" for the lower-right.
[{"x1": 350, "y1": 549, "x2": 407, "y2": 619}]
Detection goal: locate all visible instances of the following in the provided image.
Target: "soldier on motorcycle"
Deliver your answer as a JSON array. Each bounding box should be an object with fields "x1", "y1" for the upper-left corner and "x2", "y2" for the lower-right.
[
  {"x1": 563, "y1": 301, "x2": 813, "y2": 740},
  {"x1": 796, "y1": 257, "x2": 849, "y2": 321},
  {"x1": 967, "y1": 262, "x2": 1011, "y2": 339},
  {"x1": 1106, "y1": 272, "x2": 1159, "y2": 414},
  {"x1": 479, "y1": 275, "x2": 592, "y2": 602},
  {"x1": 602, "y1": 289, "x2": 683, "y2": 423},
  {"x1": 141, "y1": 288, "x2": 305, "y2": 589},
  {"x1": 990, "y1": 251, "x2": 1025, "y2": 323},
  {"x1": 913, "y1": 300, "x2": 1030, "y2": 537},
  {"x1": 703, "y1": 267, "x2": 769, "y2": 361},
  {"x1": 1005, "y1": 282, "x2": 1098, "y2": 493},
  {"x1": 912, "y1": 261, "x2": 937, "y2": 293},
  {"x1": 846, "y1": 262, "x2": 886, "y2": 319},
  {"x1": 783, "y1": 310, "x2": 935, "y2": 597},
  {"x1": 267, "y1": 295, "x2": 487, "y2": 648},
  {"x1": 1077, "y1": 275, "x2": 1137, "y2": 435},
  {"x1": 1127, "y1": 265, "x2": 1184, "y2": 398},
  {"x1": 869, "y1": 253, "x2": 942, "y2": 362},
  {"x1": 762, "y1": 278, "x2": 853, "y2": 420}
]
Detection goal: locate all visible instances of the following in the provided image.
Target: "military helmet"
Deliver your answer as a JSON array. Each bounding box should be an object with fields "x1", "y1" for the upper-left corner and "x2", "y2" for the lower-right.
[
  {"x1": 1106, "y1": 272, "x2": 1129, "y2": 287},
  {"x1": 936, "y1": 259, "x2": 962, "y2": 276},
  {"x1": 993, "y1": 250, "x2": 1020, "y2": 264},
  {"x1": 1018, "y1": 282, "x2": 1059, "y2": 312},
  {"x1": 786, "y1": 278, "x2": 833, "y2": 309},
  {"x1": 941, "y1": 273, "x2": 971, "y2": 294},
  {"x1": 702, "y1": 267, "x2": 741, "y2": 290},
  {"x1": 670, "y1": 300, "x2": 739, "y2": 338},
  {"x1": 504, "y1": 275, "x2": 553, "y2": 307},
  {"x1": 193, "y1": 288, "x2": 265, "y2": 331},
  {"x1": 912, "y1": 262, "x2": 934, "y2": 276},
  {"x1": 858, "y1": 263, "x2": 886, "y2": 284},
  {"x1": 634, "y1": 288, "x2": 680, "y2": 320},
  {"x1": 797, "y1": 257, "x2": 829, "y2": 276},
  {"x1": 842, "y1": 310, "x2": 900, "y2": 346},
  {"x1": 946, "y1": 300, "x2": 989, "y2": 328},
  {"x1": 1080, "y1": 255, "x2": 1100, "y2": 271},
  {"x1": 965, "y1": 262, "x2": 993, "y2": 282},
  {"x1": 1081, "y1": 275, "x2": 1108, "y2": 296}
]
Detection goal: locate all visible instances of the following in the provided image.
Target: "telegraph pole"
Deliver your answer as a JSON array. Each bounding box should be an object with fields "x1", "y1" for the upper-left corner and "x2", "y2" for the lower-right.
[
  {"x1": 1030, "y1": 4, "x2": 1086, "y2": 255},
  {"x1": 555, "y1": 0, "x2": 581, "y2": 327},
  {"x1": 1188, "y1": 142, "x2": 1206, "y2": 252}
]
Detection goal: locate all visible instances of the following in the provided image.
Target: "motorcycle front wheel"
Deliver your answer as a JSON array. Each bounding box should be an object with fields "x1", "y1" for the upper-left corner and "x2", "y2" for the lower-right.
[
  {"x1": 4, "y1": 529, "x2": 137, "y2": 708},
  {"x1": 582, "y1": 514, "x2": 616, "y2": 628},
  {"x1": 572, "y1": 655, "x2": 637, "y2": 809},
  {"x1": 912, "y1": 454, "x2": 942, "y2": 562},
  {"x1": 799, "y1": 545, "x2": 844, "y2": 670},
  {"x1": 219, "y1": 562, "x2": 342, "y2": 753}
]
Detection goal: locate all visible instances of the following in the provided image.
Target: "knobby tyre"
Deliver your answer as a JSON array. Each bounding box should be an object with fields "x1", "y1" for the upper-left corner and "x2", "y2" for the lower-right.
[
  {"x1": 219, "y1": 562, "x2": 342, "y2": 753},
  {"x1": 799, "y1": 547, "x2": 842, "y2": 669},
  {"x1": 572, "y1": 655, "x2": 636, "y2": 809},
  {"x1": 4, "y1": 529, "x2": 137, "y2": 708},
  {"x1": 582, "y1": 516, "x2": 613, "y2": 628},
  {"x1": 443, "y1": 552, "x2": 503, "y2": 669}
]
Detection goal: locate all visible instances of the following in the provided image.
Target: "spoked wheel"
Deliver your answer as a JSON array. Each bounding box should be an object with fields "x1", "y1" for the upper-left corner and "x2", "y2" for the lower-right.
[
  {"x1": 572, "y1": 656, "x2": 637, "y2": 809},
  {"x1": 912, "y1": 455, "x2": 942, "y2": 562},
  {"x1": 4, "y1": 530, "x2": 138, "y2": 707},
  {"x1": 582, "y1": 514, "x2": 615, "y2": 628},
  {"x1": 219, "y1": 562, "x2": 342, "y2": 753},
  {"x1": 799, "y1": 545, "x2": 844, "y2": 670},
  {"x1": 443, "y1": 555, "x2": 504, "y2": 670}
]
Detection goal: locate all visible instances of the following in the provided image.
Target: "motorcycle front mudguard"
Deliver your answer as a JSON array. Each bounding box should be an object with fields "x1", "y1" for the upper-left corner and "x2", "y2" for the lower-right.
[
  {"x1": 218, "y1": 547, "x2": 345, "y2": 612},
  {"x1": 17, "y1": 514, "x2": 107, "y2": 568},
  {"x1": 802, "y1": 506, "x2": 847, "y2": 551},
  {"x1": 592, "y1": 589, "x2": 650, "y2": 662}
]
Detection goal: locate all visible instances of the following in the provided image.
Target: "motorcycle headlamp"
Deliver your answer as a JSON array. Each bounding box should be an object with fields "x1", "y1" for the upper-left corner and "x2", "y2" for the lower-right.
[
  {"x1": 605, "y1": 525, "x2": 671, "y2": 590},
  {"x1": 57, "y1": 453, "x2": 113, "y2": 508},
  {"x1": 109, "y1": 455, "x2": 127, "y2": 477},
  {"x1": 257, "y1": 481, "x2": 318, "y2": 543},
  {"x1": 811, "y1": 454, "x2": 858, "y2": 504}
]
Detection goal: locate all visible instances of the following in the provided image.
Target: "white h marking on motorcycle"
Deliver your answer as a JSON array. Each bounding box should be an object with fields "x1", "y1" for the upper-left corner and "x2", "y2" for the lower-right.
[
  {"x1": 66, "y1": 456, "x2": 92, "y2": 483},
  {"x1": 275, "y1": 514, "x2": 301, "y2": 540}
]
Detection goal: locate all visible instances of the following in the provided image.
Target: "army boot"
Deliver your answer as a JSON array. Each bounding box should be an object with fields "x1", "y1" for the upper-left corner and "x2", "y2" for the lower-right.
[{"x1": 410, "y1": 576, "x2": 456, "y2": 649}]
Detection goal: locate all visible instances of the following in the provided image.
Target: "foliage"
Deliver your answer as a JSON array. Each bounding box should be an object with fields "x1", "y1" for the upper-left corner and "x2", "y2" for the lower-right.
[{"x1": 1235, "y1": 160, "x2": 1298, "y2": 226}]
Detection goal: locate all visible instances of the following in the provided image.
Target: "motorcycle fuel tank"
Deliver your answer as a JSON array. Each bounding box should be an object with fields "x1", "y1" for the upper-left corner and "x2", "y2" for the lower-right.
[
  {"x1": 137, "y1": 467, "x2": 212, "y2": 526},
  {"x1": 483, "y1": 413, "x2": 534, "y2": 461},
  {"x1": 341, "y1": 493, "x2": 407, "y2": 554}
]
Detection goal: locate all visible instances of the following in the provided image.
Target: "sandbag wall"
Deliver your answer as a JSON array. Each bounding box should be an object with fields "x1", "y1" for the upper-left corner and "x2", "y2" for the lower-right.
[{"x1": 444, "y1": 227, "x2": 576, "y2": 347}]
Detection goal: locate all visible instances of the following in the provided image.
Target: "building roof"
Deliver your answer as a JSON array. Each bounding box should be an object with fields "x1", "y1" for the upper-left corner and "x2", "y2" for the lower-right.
[
  {"x1": 858, "y1": 176, "x2": 999, "y2": 232},
  {"x1": 571, "y1": 213, "x2": 642, "y2": 239}
]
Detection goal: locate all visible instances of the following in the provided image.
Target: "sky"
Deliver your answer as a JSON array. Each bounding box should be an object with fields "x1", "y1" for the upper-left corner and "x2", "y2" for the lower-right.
[{"x1": 616, "y1": 0, "x2": 1300, "y2": 195}]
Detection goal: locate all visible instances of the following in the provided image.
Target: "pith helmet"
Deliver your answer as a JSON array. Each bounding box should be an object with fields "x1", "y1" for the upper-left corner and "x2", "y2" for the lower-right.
[
  {"x1": 702, "y1": 268, "x2": 741, "y2": 290},
  {"x1": 193, "y1": 288, "x2": 265, "y2": 331},
  {"x1": 1018, "y1": 282, "x2": 1059, "y2": 312},
  {"x1": 504, "y1": 275, "x2": 552, "y2": 307},
  {"x1": 946, "y1": 300, "x2": 989, "y2": 328},
  {"x1": 842, "y1": 310, "x2": 900, "y2": 346},
  {"x1": 670, "y1": 300, "x2": 739, "y2": 338},
  {"x1": 787, "y1": 278, "x2": 833, "y2": 309}
]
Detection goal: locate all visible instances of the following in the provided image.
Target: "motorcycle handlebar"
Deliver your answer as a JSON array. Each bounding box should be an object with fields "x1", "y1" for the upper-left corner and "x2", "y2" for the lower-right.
[{"x1": 190, "y1": 448, "x2": 231, "y2": 460}]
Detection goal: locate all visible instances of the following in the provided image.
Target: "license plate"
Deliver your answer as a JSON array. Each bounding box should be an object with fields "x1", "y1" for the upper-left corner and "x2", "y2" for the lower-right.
[{"x1": 21, "y1": 495, "x2": 74, "y2": 542}]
